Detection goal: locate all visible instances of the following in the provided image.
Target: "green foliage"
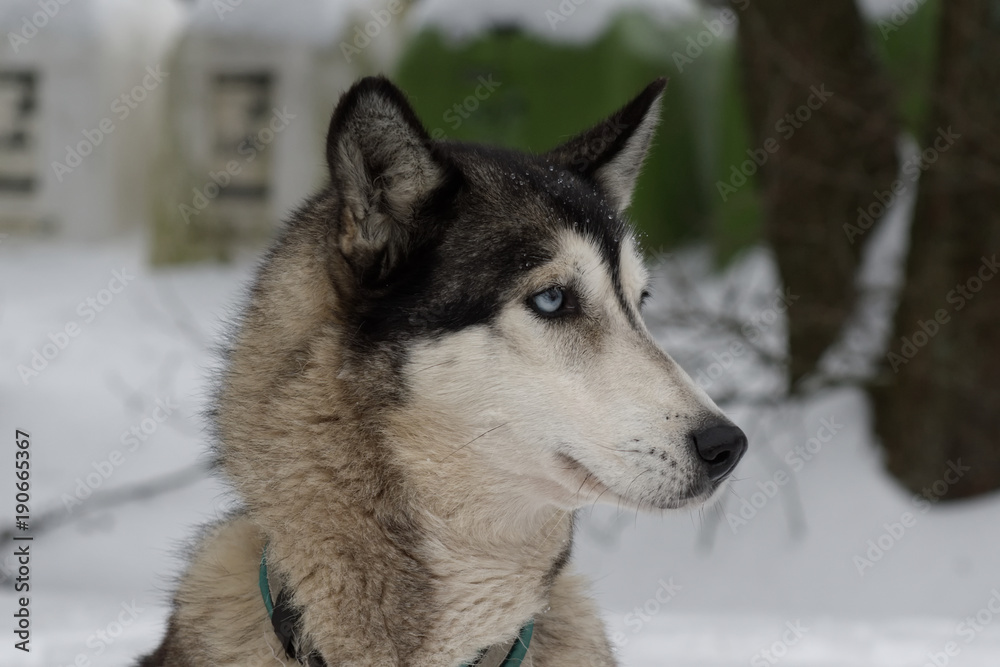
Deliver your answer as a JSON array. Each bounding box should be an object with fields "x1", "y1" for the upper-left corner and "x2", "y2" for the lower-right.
[
  {"x1": 394, "y1": 12, "x2": 712, "y2": 253},
  {"x1": 869, "y1": 0, "x2": 941, "y2": 134},
  {"x1": 707, "y1": 42, "x2": 762, "y2": 265}
]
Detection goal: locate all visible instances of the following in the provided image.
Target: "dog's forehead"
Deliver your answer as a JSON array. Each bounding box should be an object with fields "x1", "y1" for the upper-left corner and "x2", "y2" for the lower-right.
[
  {"x1": 350, "y1": 144, "x2": 646, "y2": 346},
  {"x1": 444, "y1": 144, "x2": 629, "y2": 265}
]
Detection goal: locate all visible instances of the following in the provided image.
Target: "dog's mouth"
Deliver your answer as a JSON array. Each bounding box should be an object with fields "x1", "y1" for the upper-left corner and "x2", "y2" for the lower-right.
[{"x1": 553, "y1": 453, "x2": 715, "y2": 510}]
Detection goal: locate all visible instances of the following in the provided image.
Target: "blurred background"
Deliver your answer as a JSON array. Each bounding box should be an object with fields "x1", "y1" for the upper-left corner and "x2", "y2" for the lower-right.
[{"x1": 1, "y1": 0, "x2": 999, "y2": 664}]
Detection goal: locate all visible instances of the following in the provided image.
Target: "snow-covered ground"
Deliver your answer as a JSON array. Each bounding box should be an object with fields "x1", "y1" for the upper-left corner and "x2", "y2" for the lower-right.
[{"x1": 2, "y1": 235, "x2": 999, "y2": 667}]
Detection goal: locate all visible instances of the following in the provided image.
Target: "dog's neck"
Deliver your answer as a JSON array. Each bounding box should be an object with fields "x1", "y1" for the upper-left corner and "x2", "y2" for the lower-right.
[
  {"x1": 220, "y1": 255, "x2": 577, "y2": 662},
  {"x1": 393, "y1": 425, "x2": 577, "y2": 606},
  {"x1": 251, "y1": 408, "x2": 574, "y2": 664}
]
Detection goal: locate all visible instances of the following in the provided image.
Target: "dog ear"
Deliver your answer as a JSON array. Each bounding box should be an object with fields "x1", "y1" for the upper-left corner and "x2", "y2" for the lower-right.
[
  {"x1": 546, "y1": 78, "x2": 666, "y2": 212},
  {"x1": 326, "y1": 76, "x2": 451, "y2": 282}
]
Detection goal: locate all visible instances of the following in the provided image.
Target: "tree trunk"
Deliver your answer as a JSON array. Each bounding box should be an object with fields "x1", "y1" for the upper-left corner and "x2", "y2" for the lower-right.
[
  {"x1": 732, "y1": 0, "x2": 900, "y2": 381},
  {"x1": 871, "y1": 0, "x2": 1000, "y2": 500}
]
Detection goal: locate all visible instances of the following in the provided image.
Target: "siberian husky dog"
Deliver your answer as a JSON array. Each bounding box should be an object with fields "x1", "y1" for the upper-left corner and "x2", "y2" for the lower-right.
[{"x1": 138, "y1": 76, "x2": 746, "y2": 667}]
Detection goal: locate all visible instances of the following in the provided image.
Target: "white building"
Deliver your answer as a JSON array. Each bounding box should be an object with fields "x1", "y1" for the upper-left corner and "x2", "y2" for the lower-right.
[
  {"x1": 0, "y1": 0, "x2": 184, "y2": 238},
  {"x1": 152, "y1": 0, "x2": 407, "y2": 263}
]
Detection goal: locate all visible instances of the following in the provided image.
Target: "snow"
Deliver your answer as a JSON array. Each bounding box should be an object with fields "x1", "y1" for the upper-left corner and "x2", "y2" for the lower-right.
[
  {"x1": 0, "y1": 0, "x2": 185, "y2": 239},
  {"x1": 410, "y1": 0, "x2": 698, "y2": 44},
  {"x1": 186, "y1": 0, "x2": 374, "y2": 45},
  {"x1": 409, "y1": 0, "x2": 915, "y2": 45},
  {"x1": 2, "y1": 232, "x2": 1000, "y2": 667}
]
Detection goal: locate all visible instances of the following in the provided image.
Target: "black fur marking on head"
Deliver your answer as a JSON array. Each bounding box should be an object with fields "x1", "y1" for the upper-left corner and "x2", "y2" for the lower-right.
[
  {"x1": 532, "y1": 154, "x2": 640, "y2": 331},
  {"x1": 344, "y1": 142, "x2": 639, "y2": 348},
  {"x1": 325, "y1": 77, "x2": 663, "y2": 354}
]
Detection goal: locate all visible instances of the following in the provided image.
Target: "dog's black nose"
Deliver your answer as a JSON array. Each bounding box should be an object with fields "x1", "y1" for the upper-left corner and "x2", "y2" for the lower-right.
[{"x1": 692, "y1": 422, "x2": 747, "y2": 482}]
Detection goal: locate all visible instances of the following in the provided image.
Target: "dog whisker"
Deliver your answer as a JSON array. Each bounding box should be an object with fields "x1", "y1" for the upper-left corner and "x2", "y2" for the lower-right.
[{"x1": 437, "y1": 422, "x2": 509, "y2": 463}]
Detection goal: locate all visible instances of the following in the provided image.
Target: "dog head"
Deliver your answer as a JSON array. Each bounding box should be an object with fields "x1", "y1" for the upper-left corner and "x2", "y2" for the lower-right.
[{"x1": 317, "y1": 76, "x2": 747, "y2": 512}]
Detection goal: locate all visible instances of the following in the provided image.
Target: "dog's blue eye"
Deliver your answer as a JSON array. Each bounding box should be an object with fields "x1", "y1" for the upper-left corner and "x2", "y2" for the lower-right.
[
  {"x1": 530, "y1": 287, "x2": 576, "y2": 317},
  {"x1": 535, "y1": 288, "x2": 563, "y2": 312}
]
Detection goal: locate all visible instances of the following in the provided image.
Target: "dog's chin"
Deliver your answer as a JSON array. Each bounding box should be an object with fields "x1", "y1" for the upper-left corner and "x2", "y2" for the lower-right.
[{"x1": 551, "y1": 453, "x2": 725, "y2": 511}]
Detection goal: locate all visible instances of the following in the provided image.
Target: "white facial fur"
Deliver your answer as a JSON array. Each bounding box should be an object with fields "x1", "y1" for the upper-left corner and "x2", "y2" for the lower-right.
[{"x1": 402, "y1": 230, "x2": 730, "y2": 512}]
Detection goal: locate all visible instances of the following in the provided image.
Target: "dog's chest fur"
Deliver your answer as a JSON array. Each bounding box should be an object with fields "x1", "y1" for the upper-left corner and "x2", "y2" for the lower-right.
[{"x1": 416, "y1": 510, "x2": 574, "y2": 659}]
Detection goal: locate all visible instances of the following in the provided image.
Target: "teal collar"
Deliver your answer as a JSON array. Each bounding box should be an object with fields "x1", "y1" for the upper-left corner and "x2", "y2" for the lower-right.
[
  {"x1": 259, "y1": 547, "x2": 534, "y2": 667},
  {"x1": 258, "y1": 547, "x2": 275, "y2": 616}
]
